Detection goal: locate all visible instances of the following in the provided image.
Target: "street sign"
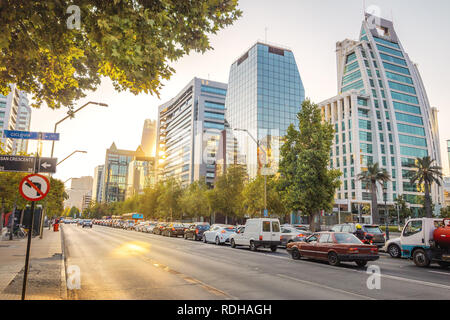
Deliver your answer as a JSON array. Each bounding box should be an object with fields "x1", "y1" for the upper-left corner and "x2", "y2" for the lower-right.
[
  {"x1": 3, "y1": 130, "x2": 60, "y2": 141},
  {"x1": 263, "y1": 209, "x2": 268, "y2": 217},
  {"x1": 19, "y1": 174, "x2": 50, "y2": 202},
  {"x1": 0, "y1": 155, "x2": 57, "y2": 173}
]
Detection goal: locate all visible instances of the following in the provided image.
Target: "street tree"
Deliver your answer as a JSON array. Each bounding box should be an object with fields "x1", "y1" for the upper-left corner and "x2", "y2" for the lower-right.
[
  {"x1": 278, "y1": 99, "x2": 341, "y2": 232},
  {"x1": 393, "y1": 195, "x2": 411, "y2": 225},
  {"x1": 179, "y1": 180, "x2": 210, "y2": 220},
  {"x1": 69, "y1": 206, "x2": 80, "y2": 218},
  {"x1": 157, "y1": 178, "x2": 183, "y2": 221},
  {"x1": 0, "y1": 1, "x2": 241, "y2": 110},
  {"x1": 357, "y1": 163, "x2": 390, "y2": 224},
  {"x1": 407, "y1": 156, "x2": 442, "y2": 218}
]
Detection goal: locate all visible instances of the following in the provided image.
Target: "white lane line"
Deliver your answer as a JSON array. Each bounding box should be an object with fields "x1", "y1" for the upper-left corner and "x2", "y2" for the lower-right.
[
  {"x1": 377, "y1": 273, "x2": 450, "y2": 290},
  {"x1": 428, "y1": 270, "x2": 450, "y2": 276},
  {"x1": 276, "y1": 274, "x2": 375, "y2": 300}
]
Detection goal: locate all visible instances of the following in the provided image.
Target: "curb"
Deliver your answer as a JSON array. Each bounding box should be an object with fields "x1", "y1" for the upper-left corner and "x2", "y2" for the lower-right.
[{"x1": 60, "y1": 225, "x2": 67, "y2": 300}]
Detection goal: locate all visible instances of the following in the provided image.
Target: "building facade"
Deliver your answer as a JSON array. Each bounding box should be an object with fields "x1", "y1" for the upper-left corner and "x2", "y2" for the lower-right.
[
  {"x1": 92, "y1": 165, "x2": 104, "y2": 204},
  {"x1": 224, "y1": 41, "x2": 305, "y2": 178},
  {"x1": 156, "y1": 77, "x2": 227, "y2": 187},
  {"x1": 64, "y1": 176, "x2": 93, "y2": 210},
  {"x1": 141, "y1": 119, "x2": 157, "y2": 157},
  {"x1": 0, "y1": 84, "x2": 31, "y2": 154},
  {"x1": 126, "y1": 158, "x2": 156, "y2": 199},
  {"x1": 319, "y1": 14, "x2": 443, "y2": 219}
]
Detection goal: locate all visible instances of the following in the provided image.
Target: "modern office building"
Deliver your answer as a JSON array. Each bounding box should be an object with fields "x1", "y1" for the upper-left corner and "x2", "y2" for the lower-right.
[
  {"x1": 92, "y1": 165, "x2": 104, "y2": 204},
  {"x1": 125, "y1": 158, "x2": 156, "y2": 199},
  {"x1": 141, "y1": 119, "x2": 157, "y2": 157},
  {"x1": 224, "y1": 41, "x2": 305, "y2": 178},
  {"x1": 156, "y1": 77, "x2": 227, "y2": 187},
  {"x1": 0, "y1": 84, "x2": 31, "y2": 154},
  {"x1": 64, "y1": 176, "x2": 93, "y2": 210},
  {"x1": 101, "y1": 143, "x2": 154, "y2": 203},
  {"x1": 319, "y1": 14, "x2": 443, "y2": 219}
]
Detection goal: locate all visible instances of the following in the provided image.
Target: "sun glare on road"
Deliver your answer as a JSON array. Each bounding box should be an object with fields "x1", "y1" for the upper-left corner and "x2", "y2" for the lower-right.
[{"x1": 112, "y1": 241, "x2": 151, "y2": 258}]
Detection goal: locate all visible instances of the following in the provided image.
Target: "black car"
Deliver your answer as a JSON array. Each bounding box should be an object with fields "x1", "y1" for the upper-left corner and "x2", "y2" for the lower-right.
[
  {"x1": 184, "y1": 223, "x2": 211, "y2": 241},
  {"x1": 161, "y1": 223, "x2": 186, "y2": 237},
  {"x1": 153, "y1": 222, "x2": 167, "y2": 235},
  {"x1": 330, "y1": 223, "x2": 386, "y2": 248}
]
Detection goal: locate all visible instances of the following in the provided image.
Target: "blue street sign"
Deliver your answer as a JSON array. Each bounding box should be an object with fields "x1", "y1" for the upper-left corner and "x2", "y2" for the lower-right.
[
  {"x1": 263, "y1": 209, "x2": 268, "y2": 217},
  {"x1": 3, "y1": 130, "x2": 60, "y2": 141}
]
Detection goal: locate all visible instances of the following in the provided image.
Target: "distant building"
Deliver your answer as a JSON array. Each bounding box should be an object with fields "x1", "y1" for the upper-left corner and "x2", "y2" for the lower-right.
[
  {"x1": 224, "y1": 41, "x2": 305, "y2": 178},
  {"x1": 82, "y1": 192, "x2": 92, "y2": 212},
  {"x1": 156, "y1": 77, "x2": 227, "y2": 187},
  {"x1": 0, "y1": 84, "x2": 31, "y2": 154},
  {"x1": 443, "y1": 177, "x2": 450, "y2": 208},
  {"x1": 126, "y1": 158, "x2": 156, "y2": 199},
  {"x1": 141, "y1": 119, "x2": 157, "y2": 157},
  {"x1": 92, "y1": 165, "x2": 104, "y2": 203},
  {"x1": 64, "y1": 176, "x2": 93, "y2": 210}
]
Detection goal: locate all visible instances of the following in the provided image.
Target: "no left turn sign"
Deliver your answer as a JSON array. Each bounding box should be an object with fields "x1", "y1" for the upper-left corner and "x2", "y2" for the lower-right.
[{"x1": 19, "y1": 174, "x2": 50, "y2": 202}]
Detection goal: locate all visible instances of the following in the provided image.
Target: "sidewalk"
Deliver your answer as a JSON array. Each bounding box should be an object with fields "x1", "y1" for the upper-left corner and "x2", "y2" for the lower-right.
[{"x1": 0, "y1": 227, "x2": 66, "y2": 300}]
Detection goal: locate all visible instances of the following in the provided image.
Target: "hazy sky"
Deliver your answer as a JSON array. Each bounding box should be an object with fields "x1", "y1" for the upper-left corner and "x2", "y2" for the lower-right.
[{"x1": 28, "y1": 0, "x2": 450, "y2": 184}]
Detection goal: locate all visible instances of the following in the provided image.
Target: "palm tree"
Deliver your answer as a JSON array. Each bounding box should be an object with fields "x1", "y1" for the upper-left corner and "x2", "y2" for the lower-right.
[
  {"x1": 407, "y1": 156, "x2": 442, "y2": 218},
  {"x1": 357, "y1": 163, "x2": 391, "y2": 224}
]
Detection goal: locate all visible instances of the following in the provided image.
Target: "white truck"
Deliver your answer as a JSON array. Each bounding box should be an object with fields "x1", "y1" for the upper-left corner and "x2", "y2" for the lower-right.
[
  {"x1": 229, "y1": 218, "x2": 281, "y2": 252},
  {"x1": 398, "y1": 218, "x2": 450, "y2": 268}
]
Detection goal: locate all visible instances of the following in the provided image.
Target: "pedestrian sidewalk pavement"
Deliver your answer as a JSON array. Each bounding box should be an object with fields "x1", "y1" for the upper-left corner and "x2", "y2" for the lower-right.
[{"x1": 0, "y1": 227, "x2": 66, "y2": 300}]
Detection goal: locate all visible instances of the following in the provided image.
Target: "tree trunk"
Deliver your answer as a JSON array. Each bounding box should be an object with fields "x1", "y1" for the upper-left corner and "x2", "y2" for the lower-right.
[
  {"x1": 424, "y1": 182, "x2": 432, "y2": 218},
  {"x1": 310, "y1": 211, "x2": 321, "y2": 232},
  {"x1": 371, "y1": 182, "x2": 380, "y2": 224}
]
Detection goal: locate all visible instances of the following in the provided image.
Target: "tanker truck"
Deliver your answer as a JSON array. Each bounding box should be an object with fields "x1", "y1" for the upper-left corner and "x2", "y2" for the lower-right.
[{"x1": 398, "y1": 218, "x2": 450, "y2": 268}]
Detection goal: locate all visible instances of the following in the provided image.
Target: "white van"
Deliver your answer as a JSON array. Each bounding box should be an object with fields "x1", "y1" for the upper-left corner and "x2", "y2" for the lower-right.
[{"x1": 229, "y1": 218, "x2": 281, "y2": 252}]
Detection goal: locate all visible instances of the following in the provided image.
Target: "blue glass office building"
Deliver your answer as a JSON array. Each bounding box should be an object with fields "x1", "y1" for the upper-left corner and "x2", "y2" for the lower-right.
[{"x1": 225, "y1": 42, "x2": 305, "y2": 178}]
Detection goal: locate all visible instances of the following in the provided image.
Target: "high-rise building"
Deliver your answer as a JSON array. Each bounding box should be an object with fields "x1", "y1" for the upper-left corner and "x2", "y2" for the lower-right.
[
  {"x1": 92, "y1": 165, "x2": 104, "y2": 204},
  {"x1": 319, "y1": 14, "x2": 443, "y2": 219},
  {"x1": 101, "y1": 143, "x2": 154, "y2": 203},
  {"x1": 0, "y1": 84, "x2": 31, "y2": 154},
  {"x1": 64, "y1": 176, "x2": 93, "y2": 210},
  {"x1": 156, "y1": 77, "x2": 227, "y2": 187},
  {"x1": 126, "y1": 158, "x2": 156, "y2": 199},
  {"x1": 141, "y1": 119, "x2": 157, "y2": 157},
  {"x1": 224, "y1": 41, "x2": 305, "y2": 178}
]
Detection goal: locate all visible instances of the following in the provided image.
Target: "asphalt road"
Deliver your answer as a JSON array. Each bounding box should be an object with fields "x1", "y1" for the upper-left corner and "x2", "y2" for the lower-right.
[{"x1": 62, "y1": 224, "x2": 450, "y2": 300}]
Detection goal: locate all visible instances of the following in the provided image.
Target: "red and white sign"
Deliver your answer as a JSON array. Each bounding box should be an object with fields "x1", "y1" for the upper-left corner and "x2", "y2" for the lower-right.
[{"x1": 19, "y1": 174, "x2": 50, "y2": 202}]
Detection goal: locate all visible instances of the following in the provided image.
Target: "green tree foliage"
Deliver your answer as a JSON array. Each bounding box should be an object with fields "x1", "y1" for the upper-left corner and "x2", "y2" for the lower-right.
[
  {"x1": 441, "y1": 206, "x2": 450, "y2": 218},
  {"x1": 357, "y1": 162, "x2": 390, "y2": 224},
  {"x1": 0, "y1": 0, "x2": 241, "y2": 110},
  {"x1": 157, "y1": 178, "x2": 183, "y2": 221},
  {"x1": 393, "y1": 195, "x2": 411, "y2": 224},
  {"x1": 278, "y1": 99, "x2": 341, "y2": 231},
  {"x1": 44, "y1": 177, "x2": 68, "y2": 217},
  {"x1": 407, "y1": 156, "x2": 443, "y2": 218},
  {"x1": 179, "y1": 180, "x2": 211, "y2": 219},
  {"x1": 69, "y1": 206, "x2": 80, "y2": 218}
]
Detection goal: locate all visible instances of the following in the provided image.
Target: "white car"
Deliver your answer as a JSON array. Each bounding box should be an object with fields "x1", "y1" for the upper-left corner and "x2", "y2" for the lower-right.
[
  {"x1": 202, "y1": 224, "x2": 237, "y2": 245},
  {"x1": 384, "y1": 237, "x2": 402, "y2": 258},
  {"x1": 144, "y1": 223, "x2": 157, "y2": 233},
  {"x1": 229, "y1": 218, "x2": 281, "y2": 252}
]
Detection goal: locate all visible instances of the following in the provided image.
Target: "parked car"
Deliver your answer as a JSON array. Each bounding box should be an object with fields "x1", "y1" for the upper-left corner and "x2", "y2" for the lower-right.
[
  {"x1": 203, "y1": 224, "x2": 237, "y2": 245},
  {"x1": 280, "y1": 226, "x2": 311, "y2": 247},
  {"x1": 384, "y1": 237, "x2": 402, "y2": 258},
  {"x1": 153, "y1": 222, "x2": 167, "y2": 235},
  {"x1": 82, "y1": 219, "x2": 93, "y2": 228},
  {"x1": 287, "y1": 232, "x2": 379, "y2": 267},
  {"x1": 184, "y1": 223, "x2": 211, "y2": 241},
  {"x1": 143, "y1": 222, "x2": 157, "y2": 233},
  {"x1": 229, "y1": 218, "x2": 281, "y2": 252},
  {"x1": 162, "y1": 223, "x2": 186, "y2": 237},
  {"x1": 330, "y1": 223, "x2": 386, "y2": 248}
]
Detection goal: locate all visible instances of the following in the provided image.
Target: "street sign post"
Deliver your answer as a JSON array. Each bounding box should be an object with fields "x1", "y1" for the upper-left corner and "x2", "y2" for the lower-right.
[
  {"x1": 18, "y1": 173, "x2": 50, "y2": 300},
  {"x1": 3, "y1": 130, "x2": 60, "y2": 141},
  {"x1": 0, "y1": 155, "x2": 57, "y2": 173}
]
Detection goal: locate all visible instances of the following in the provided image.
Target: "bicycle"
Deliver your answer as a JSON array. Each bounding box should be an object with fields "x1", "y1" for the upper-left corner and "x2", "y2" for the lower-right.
[{"x1": 5, "y1": 225, "x2": 28, "y2": 239}]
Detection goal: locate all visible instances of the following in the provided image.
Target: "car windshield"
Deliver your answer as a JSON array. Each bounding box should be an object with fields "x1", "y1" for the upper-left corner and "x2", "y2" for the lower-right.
[
  {"x1": 224, "y1": 227, "x2": 236, "y2": 232},
  {"x1": 197, "y1": 224, "x2": 210, "y2": 230},
  {"x1": 335, "y1": 233, "x2": 362, "y2": 244},
  {"x1": 364, "y1": 226, "x2": 383, "y2": 234}
]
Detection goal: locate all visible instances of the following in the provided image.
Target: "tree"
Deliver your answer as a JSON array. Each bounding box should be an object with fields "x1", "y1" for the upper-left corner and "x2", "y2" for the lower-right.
[
  {"x1": 407, "y1": 156, "x2": 443, "y2": 218},
  {"x1": 394, "y1": 195, "x2": 411, "y2": 225},
  {"x1": 179, "y1": 180, "x2": 210, "y2": 220},
  {"x1": 357, "y1": 162, "x2": 390, "y2": 224},
  {"x1": 441, "y1": 206, "x2": 450, "y2": 218},
  {"x1": 44, "y1": 177, "x2": 68, "y2": 218},
  {"x1": 0, "y1": 1, "x2": 241, "y2": 110},
  {"x1": 278, "y1": 99, "x2": 341, "y2": 232},
  {"x1": 69, "y1": 206, "x2": 80, "y2": 218},
  {"x1": 157, "y1": 178, "x2": 183, "y2": 221}
]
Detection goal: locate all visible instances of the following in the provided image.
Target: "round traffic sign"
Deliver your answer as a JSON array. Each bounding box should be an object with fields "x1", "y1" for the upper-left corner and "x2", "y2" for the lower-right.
[{"x1": 19, "y1": 174, "x2": 50, "y2": 202}]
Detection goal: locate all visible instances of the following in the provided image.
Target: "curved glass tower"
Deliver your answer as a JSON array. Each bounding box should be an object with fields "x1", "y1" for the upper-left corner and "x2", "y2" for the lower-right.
[{"x1": 320, "y1": 14, "x2": 443, "y2": 218}]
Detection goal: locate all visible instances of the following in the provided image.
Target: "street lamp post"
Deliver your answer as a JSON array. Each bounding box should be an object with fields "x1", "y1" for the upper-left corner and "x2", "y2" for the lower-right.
[
  {"x1": 51, "y1": 101, "x2": 108, "y2": 158},
  {"x1": 57, "y1": 150, "x2": 87, "y2": 166},
  {"x1": 233, "y1": 128, "x2": 268, "y2": 216},
  {"x1": 383, "y1": 186, "x2": 390, "y2": 241}
]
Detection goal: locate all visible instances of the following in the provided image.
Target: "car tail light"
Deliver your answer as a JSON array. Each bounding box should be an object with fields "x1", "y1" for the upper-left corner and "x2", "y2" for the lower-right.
[
  {"x1": 348, "y1": 248, "x2": 359, "y2": 253},
  {"x1": 195, "y1": 229, "x2": 199, "y2": 234},
  {"x1": 383, "y1": 233, "x2": 386, "y2": 237},
  {"x1": 259, "y1": 235, "x2": 263, "y2": 241},
  {"x1": 298, "y1": 234, "x2": 304, "y2": 237},
  {"x1": 221, "y1": 230, "x2": 226, "y2": 234},
  {"x1": 371, "y1": 247, "x2": 378, "y2": 253}
]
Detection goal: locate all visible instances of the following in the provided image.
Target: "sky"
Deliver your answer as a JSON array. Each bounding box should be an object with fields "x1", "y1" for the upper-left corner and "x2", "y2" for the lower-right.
[{"x1": 28, "y1": 0, "x2": 450, "y2": 184}]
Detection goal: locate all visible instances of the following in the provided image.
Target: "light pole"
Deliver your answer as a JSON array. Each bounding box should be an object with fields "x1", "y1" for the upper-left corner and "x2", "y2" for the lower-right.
[
  {"x1": 233, "y1": 128, "x2": 268, "y2": 217},
  {"x1": 57, "y1": 150, "x2": 87, "y2": 166},
  {"x1": 383, "y1": 186, "x2": 390, "y2": 241},
  {"x1": 51, "y1": 101, "x2": 108, "y2": 158}
]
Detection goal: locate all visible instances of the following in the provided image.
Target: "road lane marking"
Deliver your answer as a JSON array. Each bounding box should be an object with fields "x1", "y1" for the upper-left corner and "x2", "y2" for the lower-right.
[
  {"x1": 428, "y1": 270, "x2": 450, "y2": 276},
  {"x1": 276, "y1": 274, "x2": 375, "y2": 300}
]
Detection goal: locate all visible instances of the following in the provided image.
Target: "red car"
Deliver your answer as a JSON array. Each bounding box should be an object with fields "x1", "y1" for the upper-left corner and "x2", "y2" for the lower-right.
[{"x1": 286, "y1": 232, "x2": 379, "y2": 267}]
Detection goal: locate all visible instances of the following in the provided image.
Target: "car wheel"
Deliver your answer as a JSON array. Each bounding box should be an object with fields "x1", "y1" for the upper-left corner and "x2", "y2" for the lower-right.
[
  {"x1": 270, "y1": 246, "x2": 277, "y2": 252},
  {"x1": 250, "y1": 241, "x2": 257, "y2": 252},
  {"x1": 413, "y1": 248, "x2": 430, "y2": 267},
  {"x1": 328, "y1": 252, "x2": 340, "y2": 266},
  {"x1": 184, "y1": 233, "x2": 188, "y2": 240},
  {"x1": 356, "y1": 260, "x2": 367, "y2": 268},
  {"x1": 388, "y1": 244, "x2": 401, "y2": 258},
  {"x1": 202, "y1": 235, "x2": 207, "y2": 243},
  {"x1": 437, "y1": 261, "x2": 450, "y2": 268},
  {"x1": 215, "y1": 237, "x2": 220, "y2": 245},
  {"x1": 291, "y1": 248, "x2": 301, "y2": 260},
  {"x1": 231, "y1": 239, "x2": 236, "y2": 248}
]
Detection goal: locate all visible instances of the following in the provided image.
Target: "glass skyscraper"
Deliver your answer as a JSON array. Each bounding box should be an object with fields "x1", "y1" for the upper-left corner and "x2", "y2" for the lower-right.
[
  {"x1": 225, "y1": 42, "x2": 305, "y2": 178},
  {"x1": 319, "y1": 14, "x2": 443, "y2": 219}
]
